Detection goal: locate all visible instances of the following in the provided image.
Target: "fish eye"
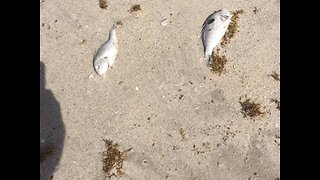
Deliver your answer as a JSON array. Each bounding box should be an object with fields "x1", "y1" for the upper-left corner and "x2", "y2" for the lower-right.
[
  {"x1": 220, "y1": 15, "x2": 229, "y2": 20},
  {"x1": 208, "y1": 19, "x2": 215, "y2": 24}
]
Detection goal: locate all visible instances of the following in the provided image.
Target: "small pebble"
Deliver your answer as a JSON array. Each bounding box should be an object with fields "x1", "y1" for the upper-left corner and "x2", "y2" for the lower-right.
[
  {"x1": 88, "y1": 73, "x2": 94, "y2": 78},
  {"x1": 160, "y1": 19, "x2": 169, "y2": 27}
]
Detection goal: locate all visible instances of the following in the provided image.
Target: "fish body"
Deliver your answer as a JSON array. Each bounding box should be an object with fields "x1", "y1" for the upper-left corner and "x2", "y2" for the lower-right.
[
  {"x1": 201, "y1": 9, "x2": 232, "y2": 65},
  {"x1": 93, "y1": 25, "x2": 118, "y2": 76}
]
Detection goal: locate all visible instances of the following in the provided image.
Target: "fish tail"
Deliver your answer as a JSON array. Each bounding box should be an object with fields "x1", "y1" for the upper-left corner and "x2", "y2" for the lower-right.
[
  {"x1": 205, "y1": 55, "x2": 213, "y2": 65},
  {"x1": 109, "y1": 25, "x2": 117, "y2": 40}
]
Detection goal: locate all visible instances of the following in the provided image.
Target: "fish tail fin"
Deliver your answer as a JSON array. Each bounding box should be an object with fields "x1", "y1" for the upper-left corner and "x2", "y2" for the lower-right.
[
  {"x1": 205, "y1": 55, "x2": 213, "y2": 65},
  {"x1": 109, "y1": 25, "x2": 117, "y2": 40}
]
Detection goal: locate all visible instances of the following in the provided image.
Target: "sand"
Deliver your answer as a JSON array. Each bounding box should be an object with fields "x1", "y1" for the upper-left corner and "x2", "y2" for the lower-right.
[{"x1": 40, "y1": 0, "x2": 280, "y2": 179}]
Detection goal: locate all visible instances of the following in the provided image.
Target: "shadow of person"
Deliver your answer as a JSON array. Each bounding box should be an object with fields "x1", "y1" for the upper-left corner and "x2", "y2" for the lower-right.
[{"x1": 40, "y1": 62, "x2": 65, "y2": 180}]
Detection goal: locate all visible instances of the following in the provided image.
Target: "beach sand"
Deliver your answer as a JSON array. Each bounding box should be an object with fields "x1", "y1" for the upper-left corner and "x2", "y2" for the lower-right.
[{"x1": 40, "y1": 0, "x2": 280, "y2": 179}]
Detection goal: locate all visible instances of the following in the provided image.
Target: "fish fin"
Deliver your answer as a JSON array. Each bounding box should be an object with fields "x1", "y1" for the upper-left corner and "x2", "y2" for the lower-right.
[
  {"x1": 201, "y1": 27, "x2": 206, "y2": 54},
  {"x1": 204, "y1": 55, "x2": 213, "y2": 65},
  {"x1": 108, "y1": 25, "x2": 117, "y2": 41},
  {"x1": 209, "y1": 55, "x2": 213, "y2": 65}
]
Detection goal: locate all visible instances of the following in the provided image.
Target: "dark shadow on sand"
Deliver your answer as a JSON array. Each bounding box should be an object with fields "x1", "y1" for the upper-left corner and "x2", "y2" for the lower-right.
[{"x1": 40, "y1": 62, "x2": 65, "y2": 180}]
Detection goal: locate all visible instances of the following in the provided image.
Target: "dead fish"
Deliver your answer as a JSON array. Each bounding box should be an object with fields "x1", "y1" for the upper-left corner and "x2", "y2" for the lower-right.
[
  {"x1": 93, "y1": 25, "x2": 118, "y2": 76},
  {"x1": 201, "y1": 9, "x2": 232, "y2": 65}
]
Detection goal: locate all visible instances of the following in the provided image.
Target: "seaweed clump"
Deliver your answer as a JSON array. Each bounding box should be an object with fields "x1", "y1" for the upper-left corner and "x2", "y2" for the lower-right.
[
  {"x1": 221, "y1": 10, "x2": 244, "y2": 47},
  {"x1": 99, "y1": 0, "x2": 108, "y2": 9},
  {"x1": 179, "y1": 128, "x2": 186, "y2": 140},
  {"x1": 115, "y1": 21, "x2": 123, "y2": 26},
  {"x1": 270, "y1": 71, "x2": 280, "y2": 81},
  {"x1": 270, "y1": 98, "x2": 280, "y2": 110},
  {"x1": 239, "y1": 98, "x2": 265, "y2": 118},
  {"x1": 129, "y1": 4, "x2": 142, "y2": 13},
  {"x1": 210, "y1": 53, "x2": 227, "y2": 75},
  {"x1": 102, "y1": 139, "x2": 132, "y2": 178}
]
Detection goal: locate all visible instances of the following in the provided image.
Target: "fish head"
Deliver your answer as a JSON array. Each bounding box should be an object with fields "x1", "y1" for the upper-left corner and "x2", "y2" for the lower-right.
[
  {"x1": 93, "y1": 57, "x2": 109, "y2": 76},
  {"x1": 207, "y1": 9, "x2": 232, "y2": 26},
  {"x1": 201, "y1": 9, "x2": 233, "y2": 56},
  {"x1": 218, "y1": 9, "x2": 231, "y2": 19}
]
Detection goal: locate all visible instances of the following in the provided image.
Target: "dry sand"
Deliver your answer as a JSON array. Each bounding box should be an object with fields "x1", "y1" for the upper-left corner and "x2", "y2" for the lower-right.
[{"x1": 40, "y1": 0, "x2": 280, "y2": 179}]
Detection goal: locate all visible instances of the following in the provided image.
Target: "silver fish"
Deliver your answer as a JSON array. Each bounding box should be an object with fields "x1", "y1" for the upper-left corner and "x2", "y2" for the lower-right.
[
  {"x1": 93, "y1": 25, "x2": 118, "y2": 76},
  {"x1": 201, "y1": 9, "x2": 232, "y2": 65}
]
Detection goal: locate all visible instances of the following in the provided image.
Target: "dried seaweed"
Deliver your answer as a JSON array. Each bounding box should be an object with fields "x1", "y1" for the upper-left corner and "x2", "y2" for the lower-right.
[
  {"x1": 271, "y1": 98, "x2": 280, "y2": 110},
  {"x1": 179, "y1": 128, "x2": 186, "y2": 140},
  {"x1": 99, "y1": 0, "x2": 108, "y2": 9},
  {"x1": 115, "y1": 21, "x2": 123, "y2": 26},
  {"x1": 270, "y1": 71, "x2": 280, "y2": 81},
  {"x1": 239, "y1": 98, "x2": 265, "y2": 118},
  {"x1": 129, "y1": 4, "x2": 142, "y2": 13},
  {"x1": 221, "y1": 10, "x2": 244, "y2": 47},
  {"x1": 210, "y1": 53, "x2": 227, "y2": 75},
  {"x1": 102, "y1": 139, "x2": 132, "y2": 178}
]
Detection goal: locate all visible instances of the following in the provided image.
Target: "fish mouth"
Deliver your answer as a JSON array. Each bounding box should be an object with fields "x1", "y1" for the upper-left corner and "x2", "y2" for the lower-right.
[
  {"x1": 219, "y1": 9, "x2": 230, "y2": 15},
  {"x1": 220, "y1": 15, "x2": 230, "y2": 21},
  {"x1": 219, "y1": 9, "x2": 231, "y2": 20}
]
